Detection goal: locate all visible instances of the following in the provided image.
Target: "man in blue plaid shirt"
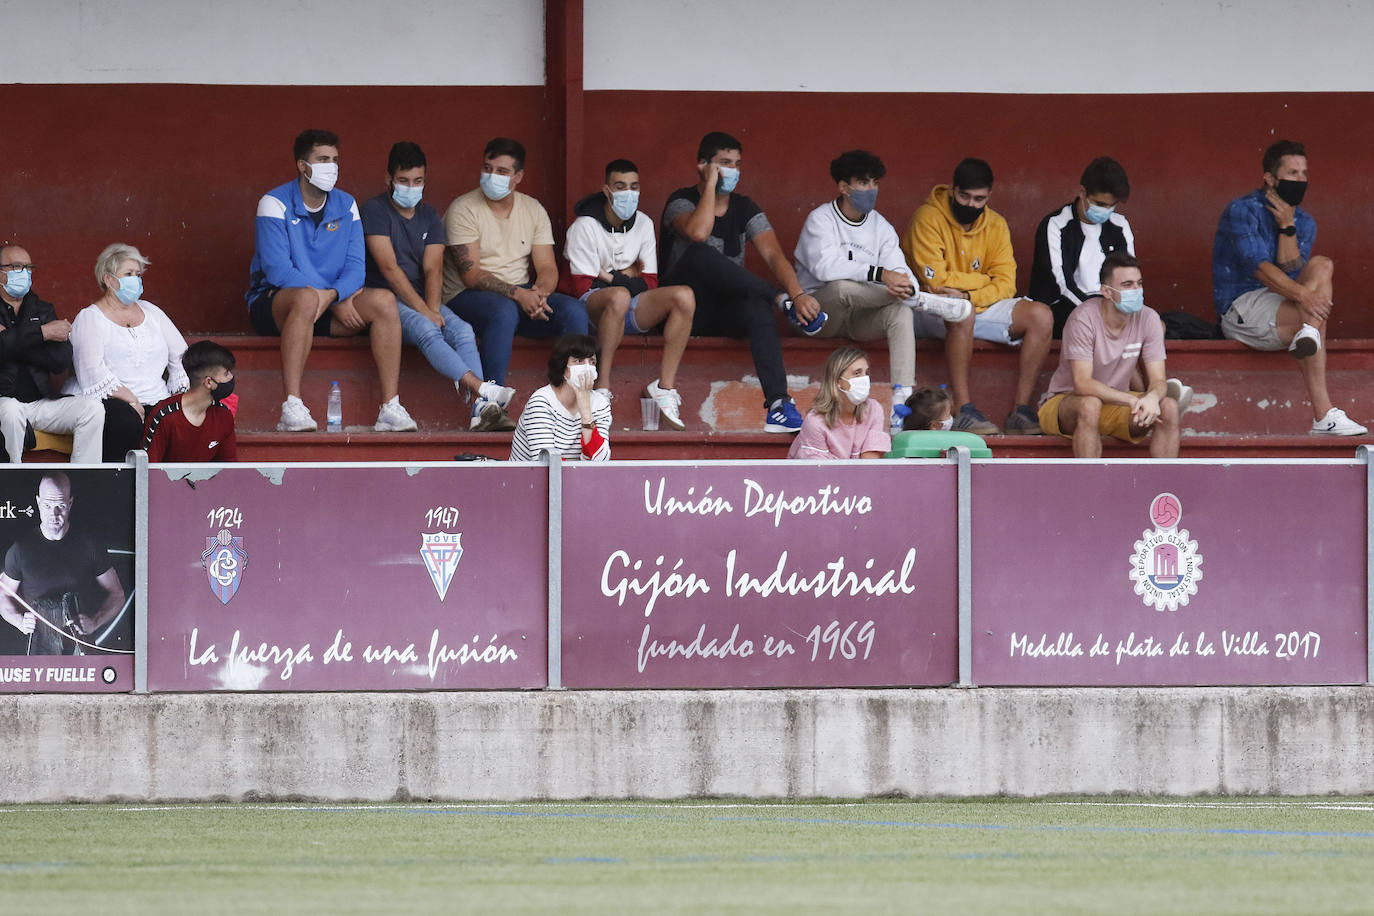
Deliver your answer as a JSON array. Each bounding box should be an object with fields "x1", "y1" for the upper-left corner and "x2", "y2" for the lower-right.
[{"x1": 1212, "y1": 140, "x2": 1365, "y2": 436}]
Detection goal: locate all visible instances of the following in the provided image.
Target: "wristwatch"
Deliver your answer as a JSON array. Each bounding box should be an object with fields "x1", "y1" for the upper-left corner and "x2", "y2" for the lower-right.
[{"x1": 1278, "y1": 224, "x2": 1297, "y2": 237}]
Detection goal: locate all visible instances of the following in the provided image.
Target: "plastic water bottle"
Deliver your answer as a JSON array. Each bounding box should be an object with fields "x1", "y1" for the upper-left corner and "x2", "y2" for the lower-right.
[
  {"x1": 326, "y1": 381, "x2": 343, "y2": 432},
  {"x1": 890, "y1": 384, "x2": 911, "y2": 436}
]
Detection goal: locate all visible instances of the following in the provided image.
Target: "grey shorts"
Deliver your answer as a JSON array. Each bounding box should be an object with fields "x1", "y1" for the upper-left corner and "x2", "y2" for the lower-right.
[{"x1": 1220, "y1": 288, "x2": 1284, "y2": 351}]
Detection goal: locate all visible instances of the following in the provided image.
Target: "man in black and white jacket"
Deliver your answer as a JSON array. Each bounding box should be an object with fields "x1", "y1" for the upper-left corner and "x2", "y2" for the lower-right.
[{"x1": 1029, "y1": 157, "x2": 1135, "y2": 338}]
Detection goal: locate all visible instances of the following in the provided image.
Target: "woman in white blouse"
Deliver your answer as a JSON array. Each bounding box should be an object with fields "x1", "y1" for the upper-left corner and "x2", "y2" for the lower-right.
[{"x1": 66, "y1": 243, "x2": 188, "y2": 461}]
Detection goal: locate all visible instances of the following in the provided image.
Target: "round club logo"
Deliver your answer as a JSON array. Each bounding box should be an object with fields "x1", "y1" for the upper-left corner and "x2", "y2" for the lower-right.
[{"x1": 1128, "y1": 492, "x2": 1203, "y2": 611}]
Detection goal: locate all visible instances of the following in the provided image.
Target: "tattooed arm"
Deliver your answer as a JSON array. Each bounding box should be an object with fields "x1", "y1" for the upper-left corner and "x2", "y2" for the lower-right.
[{"x1": 447, "y1": 241, "x2": 549, "y2": 317}]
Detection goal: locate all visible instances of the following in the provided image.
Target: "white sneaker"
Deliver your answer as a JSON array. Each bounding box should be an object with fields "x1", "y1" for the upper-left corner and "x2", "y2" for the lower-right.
[
  {"x1": 277, "y1": 396, "x2": 317, "y2": 432},
  {"x1": 1165, "y1": 378, "x2": 1194, "y2": 414},
  {"x1": 644, "y1": 378, "x2": 686, "y2": 431},
  {"x1": 1289, "y1": 323, "x2": 1322, "y2": 359},
  {"x1": 593, "y1": 387, "x2": 613, "y2": 404},
  {"x1": 477, "y1": 380, "x2": 516, "y2": 410},
  {"x1": 374, "y1": 397, "x2": 418, "y2": 432},
  {"x1": 911, "y1": 290, "x2": 972, "y2": 323},
  {"x1": 1310, "y1": 407, "x2": 1368, "y2": 437}
]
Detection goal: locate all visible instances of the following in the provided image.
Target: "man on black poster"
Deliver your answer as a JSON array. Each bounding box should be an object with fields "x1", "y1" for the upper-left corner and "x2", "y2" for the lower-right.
[{"x1": 0, "y1": 472, "x2": 125, "y2": 655}]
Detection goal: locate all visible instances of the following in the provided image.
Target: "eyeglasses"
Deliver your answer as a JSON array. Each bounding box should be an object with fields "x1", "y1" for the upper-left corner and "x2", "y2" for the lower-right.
[{"x1": 0, "y1": 263, "x2": 34, "y2": 272}]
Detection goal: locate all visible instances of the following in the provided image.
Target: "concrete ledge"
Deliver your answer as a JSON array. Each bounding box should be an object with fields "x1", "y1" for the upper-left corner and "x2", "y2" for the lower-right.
[{"x1": 2, "y1": 688, "x2": 1372, "y2": 802}]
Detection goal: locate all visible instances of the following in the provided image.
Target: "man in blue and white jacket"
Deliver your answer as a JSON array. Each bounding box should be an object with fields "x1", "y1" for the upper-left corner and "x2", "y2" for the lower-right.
[
  {"x1": 247, "y1": 129, "x2": 415, "y2": 432},
  {"x1": 794, "y1": 149, "x2": 969, "y2": 419}
]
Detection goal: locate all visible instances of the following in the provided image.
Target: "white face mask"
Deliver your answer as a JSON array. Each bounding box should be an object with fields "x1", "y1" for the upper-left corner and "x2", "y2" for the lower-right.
[
  {"x1": 306, "y1": 161, "x2": 338, "y2": 193},
  {"x1": 939, "y1": 415, "x2": 955, "y2": 431},
  {"x1": 842, "y1": 373, "x2": 870, "y2": 405},
  {"x1": 567, "y1": 363, "x2": 596, "y2": 387}
]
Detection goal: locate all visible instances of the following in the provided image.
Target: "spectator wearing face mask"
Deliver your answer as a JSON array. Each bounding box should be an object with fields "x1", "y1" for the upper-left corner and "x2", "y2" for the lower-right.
[
  {"x1": 787, "y1": 346, "x2": 891, "y2": 460},
  {"x1": 901, "y1": 157, "x2": 1055, "y2": 436},
  {"x1": 247, "y1": 128, "x2": 415, "y2": 434},
  {"x1": 142, "y1": 340, "x2": 238, "y2": 462},
  {"x1": 794, "y1": 150, "x2": 970, "y2": 432},
  {"x1": 1037, "y1": 253, "x2": 1182, "y2": 458},
  {"x1": 509, "y1": 335, "x2": 611, "y2": 462},
  {"x1": 1029, "y1": 157, "x2": 1136, "y2": 339},
  {"x1": 660, "y1": 131, "x2": 819, "y2": 435},
  {"x1": 1212, "y1": 139, "x2": 1365, "y2": 436},
  {"x1": 902, "y1": 387, "x2": 955, "y2": 432},
  {"x1": 443, "y1": 137, "x2": 590, "y2": 395}
]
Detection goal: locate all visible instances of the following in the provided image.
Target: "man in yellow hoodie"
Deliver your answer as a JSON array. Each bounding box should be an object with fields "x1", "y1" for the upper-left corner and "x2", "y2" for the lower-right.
[{"x1": 901, "y1": 158, "x2": 1053, "y2": 435}]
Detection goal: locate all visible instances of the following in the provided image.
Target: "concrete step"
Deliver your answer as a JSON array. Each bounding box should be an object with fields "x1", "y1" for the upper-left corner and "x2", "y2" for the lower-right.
[
  {"x1": 235, "y1": 429, "x2": 1371, "y2": 462},
  {"x1": 220, "y1": 335, "x2": 1374, "y2": 440}
]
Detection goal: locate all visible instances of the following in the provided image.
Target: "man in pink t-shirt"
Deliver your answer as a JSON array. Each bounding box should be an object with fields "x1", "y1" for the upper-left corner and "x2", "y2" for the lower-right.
[{"x1": 1037, "y1": 253, "x2": 1181, "y2": 457}]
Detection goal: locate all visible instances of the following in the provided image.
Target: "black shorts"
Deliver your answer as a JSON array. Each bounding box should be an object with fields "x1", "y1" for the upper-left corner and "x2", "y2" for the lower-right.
[{"x1": 248, "y1": 287, "x2": 334, "y2": 337}]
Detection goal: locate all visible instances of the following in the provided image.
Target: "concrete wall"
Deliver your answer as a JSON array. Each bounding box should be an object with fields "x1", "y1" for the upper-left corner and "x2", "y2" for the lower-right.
[{"x1": 3, "y1": 687, "x2": 1372, "y2": 801}]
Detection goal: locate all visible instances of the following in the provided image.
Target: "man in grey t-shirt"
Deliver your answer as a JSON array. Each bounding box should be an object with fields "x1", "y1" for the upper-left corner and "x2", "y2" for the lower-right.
[{"x1": 1036, "y1": 253, "x2": 1182, "y2": 458}]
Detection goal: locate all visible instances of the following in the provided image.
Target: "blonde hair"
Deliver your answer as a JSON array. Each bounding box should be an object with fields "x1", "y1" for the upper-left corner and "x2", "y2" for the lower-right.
[
  {"x1": 812, "y1": 346, "x2": 869, "y2": 429},
  {"x1": 94, "y1": 243, "x2": 150, "y2": 294}
]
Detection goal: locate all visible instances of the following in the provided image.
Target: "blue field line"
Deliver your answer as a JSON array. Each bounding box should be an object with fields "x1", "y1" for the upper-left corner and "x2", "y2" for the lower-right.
[{"x1": 709, "y1": 814, "x2": 1374, "y2": 841}]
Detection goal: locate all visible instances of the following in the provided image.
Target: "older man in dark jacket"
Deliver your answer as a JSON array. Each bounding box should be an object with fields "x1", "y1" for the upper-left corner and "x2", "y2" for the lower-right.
[{"x1": 0, "y1": 245, "x2": 104, "y2": 463}]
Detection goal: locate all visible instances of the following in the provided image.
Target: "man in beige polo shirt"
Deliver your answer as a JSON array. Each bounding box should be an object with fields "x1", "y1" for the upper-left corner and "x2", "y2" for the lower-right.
[{"x1": 442, "y1": 137, "x2": 589, "y2": 389}]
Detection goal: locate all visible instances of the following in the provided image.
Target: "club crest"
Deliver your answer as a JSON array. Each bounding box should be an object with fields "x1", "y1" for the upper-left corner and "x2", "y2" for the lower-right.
[
  {"x1": 202, "y1": 529, "x2": 247, "y2": 605},
  {"x1": 420, "y1": 532, "x2": 463, "y2": 601},
  {"x1": 1128, "y1": 492, "x2": 1203, "y2": 612}
]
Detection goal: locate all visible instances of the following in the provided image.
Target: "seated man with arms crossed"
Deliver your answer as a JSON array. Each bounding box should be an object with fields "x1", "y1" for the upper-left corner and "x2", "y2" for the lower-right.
[
  {"x1": 1212, "y1": 139, "x2": 1365, "y2": 436},
  {"x1": 565, "y1": 158, "x2": 695, "y2": 430},
  {"x1": 142, "y1": 341, "x2": 238, "y2": 462},
  {"x1": 1037, "y1": 253, "x2": 1181, "y2": 458}
]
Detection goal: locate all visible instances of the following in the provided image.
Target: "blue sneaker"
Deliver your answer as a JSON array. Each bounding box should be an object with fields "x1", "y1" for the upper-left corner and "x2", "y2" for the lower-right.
[
  {"x1": 781, "y1": 298, "x2": 827, "y2": 335},
  {"x1": 764, "y1": 398, "x2": 804, "y2": 433}
]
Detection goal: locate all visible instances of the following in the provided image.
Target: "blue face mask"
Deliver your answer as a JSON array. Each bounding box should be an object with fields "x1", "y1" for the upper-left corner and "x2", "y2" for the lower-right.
[
  {"x1": 391, "y1": 183, "x2": 423, "y2": 208},
  {"x1": 3, "y1": 268, "x2": 31, "y2": 299},
  {"x1": 716, "y1": 166, "x2": 739, "y2": 194},
  {"x1": 610, "y1": 189, "x2": 639, "y2": 221},
  {"x1": 1084, "y1": 200, "x2": 1115, "y2": 225},
  {"x1": 1112, "y1": 286, "x2": 1144, "y2": 314},
  {"x1": 480, "y1": 172, "x2": 512, "y2": 201},
  {"x1": 847, "y1": 187, "x2": 878, "y2": 216},
  {"x1": 113, "y1": 275, "x2": 143, "y2": 306}
]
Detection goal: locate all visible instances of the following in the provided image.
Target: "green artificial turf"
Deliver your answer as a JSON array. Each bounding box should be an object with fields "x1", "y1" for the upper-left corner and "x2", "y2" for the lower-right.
[{"x1": 2, "y1": 798, "x2": 1372, "y2": 914}]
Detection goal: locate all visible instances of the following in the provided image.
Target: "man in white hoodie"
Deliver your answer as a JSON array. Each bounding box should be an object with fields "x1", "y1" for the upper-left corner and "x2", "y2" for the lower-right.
[{"x1": 794, "y1": 150, "x2": 969, "y2": 423}]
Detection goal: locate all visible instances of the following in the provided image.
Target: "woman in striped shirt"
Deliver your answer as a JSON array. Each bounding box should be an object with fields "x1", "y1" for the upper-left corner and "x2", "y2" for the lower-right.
[{"x1": 510, "y1": 334, "x2": 612, "y2": 461}]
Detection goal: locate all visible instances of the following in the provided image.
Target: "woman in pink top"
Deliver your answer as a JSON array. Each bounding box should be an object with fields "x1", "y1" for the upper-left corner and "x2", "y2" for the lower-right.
[{"x1": 788, "y1": 346, "x2": 892, "y2": 460}]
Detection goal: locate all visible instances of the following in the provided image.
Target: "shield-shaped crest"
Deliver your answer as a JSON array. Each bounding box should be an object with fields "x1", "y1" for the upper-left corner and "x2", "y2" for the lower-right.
[
  {"x1": 202, "y1": 529, "x2": 247, "y2": 605},
  {"x1": 420, "y1": 532, "x2": 463, "y2": 601}
]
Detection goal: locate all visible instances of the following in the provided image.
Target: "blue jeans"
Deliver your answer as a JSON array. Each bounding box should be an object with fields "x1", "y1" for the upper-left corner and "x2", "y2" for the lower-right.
[
  {"x1": 398, "y1": 303, "x2": 484, "y2": 383},
  {"x1": 447, "y1": 288, "x2": 590, "y2": 384}
]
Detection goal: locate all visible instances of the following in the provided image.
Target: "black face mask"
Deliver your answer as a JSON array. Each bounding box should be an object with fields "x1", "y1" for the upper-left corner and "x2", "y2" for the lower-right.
[
  {"x1": 1275, "y1": 179, "x2": 1307, "y2": 207},
  {"x1": 949, "y1": 195, "x2": 984, "y2": 226},
  {"x1": 210, "y1": 377, "x2": 235, "y2": 402}
]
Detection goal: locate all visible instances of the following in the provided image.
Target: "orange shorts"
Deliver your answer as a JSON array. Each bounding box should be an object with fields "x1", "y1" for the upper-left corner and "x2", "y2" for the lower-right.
[{"x1": 1038, "y1": 393, "x2": 1149, "y2": 444}]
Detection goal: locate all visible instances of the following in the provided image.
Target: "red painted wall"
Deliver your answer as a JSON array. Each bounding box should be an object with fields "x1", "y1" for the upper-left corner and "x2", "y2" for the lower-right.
[
  {"x1": 581, "y1": 91, "x2": 1374, "y2": 336},
  {"x1": 6, "y1": 86, "x2": 1373, "y2": 336}
]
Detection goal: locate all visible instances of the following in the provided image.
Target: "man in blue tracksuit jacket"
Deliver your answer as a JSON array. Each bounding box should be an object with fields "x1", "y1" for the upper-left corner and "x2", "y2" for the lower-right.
[{"x1": 247, "y1": 128, "x2": 415, "y2": 432}]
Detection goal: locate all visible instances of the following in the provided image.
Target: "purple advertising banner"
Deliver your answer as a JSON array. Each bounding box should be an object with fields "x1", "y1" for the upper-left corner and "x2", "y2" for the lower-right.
[
  {"x1": 560, "y1": 463, "x2": 959, "y2": 688},
  {"x1": 972, "y1": 463, "x2": 1367, "y2": 686},
  {"x1": 147, "y1": 465, "x2": 548, "y2": 690}
]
